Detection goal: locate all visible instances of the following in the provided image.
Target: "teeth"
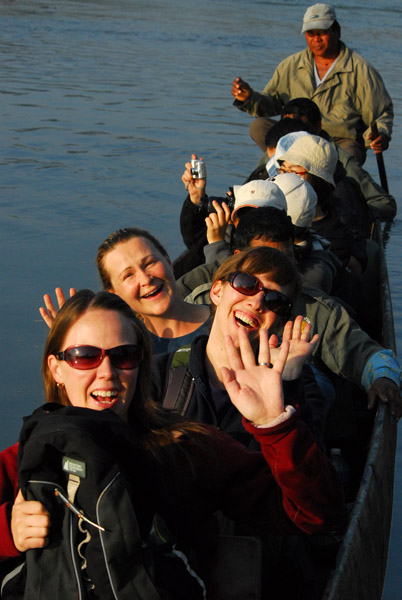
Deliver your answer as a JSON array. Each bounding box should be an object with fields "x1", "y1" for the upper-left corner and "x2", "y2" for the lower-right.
[
  {"x1": 143, "y1": 285, "x2": 162, "y2": 298},
  {"x1": 234, "y1": 312, "x2": 258, "y2": 329},
  {"x1": 92, "y1": 391, "x2": 118, "y2": 398}
]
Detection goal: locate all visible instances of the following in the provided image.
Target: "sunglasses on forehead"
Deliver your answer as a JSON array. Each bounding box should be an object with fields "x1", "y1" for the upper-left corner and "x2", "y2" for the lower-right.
[
  {"x1": 227, "y1": 271, "x2": 292, "y2": 316},
  {"x1": 56, "y1": 344, "x2": 142, "y2": 370}
]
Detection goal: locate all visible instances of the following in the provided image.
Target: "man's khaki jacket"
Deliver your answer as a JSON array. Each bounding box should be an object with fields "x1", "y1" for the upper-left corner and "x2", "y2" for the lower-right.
[{"x1": 236, "y1": 41, "x2": 393, "y2": 146}]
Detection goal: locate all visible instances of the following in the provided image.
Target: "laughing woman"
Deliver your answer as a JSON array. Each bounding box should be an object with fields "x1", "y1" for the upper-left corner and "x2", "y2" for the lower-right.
[
  {"x1": 40, "y1": 227, "x2": 211, "y2": 354},
  {"x1": 1, "y1": 289, "x2": 343, "y2": 597},
  {"x1": 152, "y1": 246, "x2": 320, "y2": 446}
]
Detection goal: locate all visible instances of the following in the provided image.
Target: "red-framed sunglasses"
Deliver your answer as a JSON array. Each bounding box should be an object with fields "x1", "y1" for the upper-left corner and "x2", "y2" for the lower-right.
[{"x1": 56, "y1": 344, "x2": 142, "y2": 370}]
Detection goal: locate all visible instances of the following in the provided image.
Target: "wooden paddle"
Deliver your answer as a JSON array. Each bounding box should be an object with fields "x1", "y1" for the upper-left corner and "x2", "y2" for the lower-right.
[{"x1": 370, "y1": 121, "x2": 389, "y2": 194}]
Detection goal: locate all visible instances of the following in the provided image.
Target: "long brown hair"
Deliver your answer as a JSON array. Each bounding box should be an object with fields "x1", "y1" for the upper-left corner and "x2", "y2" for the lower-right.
[{"x1": 42, "y1": 290, "x2": 208, "y2": 454}]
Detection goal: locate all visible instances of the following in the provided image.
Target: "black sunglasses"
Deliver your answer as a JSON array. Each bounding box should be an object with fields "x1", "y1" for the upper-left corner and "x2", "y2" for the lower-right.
[
  {"x1": 56, "y1": 344, "x2": 142, "y2": 370},
  {"x1": 227, "y1": 271, "x2": 292, "y2": 316}
]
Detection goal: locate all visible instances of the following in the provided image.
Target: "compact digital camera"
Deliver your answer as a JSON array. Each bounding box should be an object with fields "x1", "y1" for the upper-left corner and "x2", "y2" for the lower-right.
[{"x1": 191, "y1": 159, "x2": 207, "y2": 179}]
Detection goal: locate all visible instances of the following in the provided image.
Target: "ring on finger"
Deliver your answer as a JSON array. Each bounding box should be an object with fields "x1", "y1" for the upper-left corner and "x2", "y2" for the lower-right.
[{"x1": 259, "y1": 362, "x2": 273, "y2": 368}]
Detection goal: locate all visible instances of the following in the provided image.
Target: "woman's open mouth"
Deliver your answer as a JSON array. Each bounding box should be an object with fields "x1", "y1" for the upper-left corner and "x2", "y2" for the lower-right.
[
  {"x1": 234, "y1": 311, "x2": 259, "y2": 330},
  {"x1": 142, "y1": 284, "x2": 163, "y2": 299},
  {"x1": 90, "y1": 390, "x2": 120, "y2": 406}
]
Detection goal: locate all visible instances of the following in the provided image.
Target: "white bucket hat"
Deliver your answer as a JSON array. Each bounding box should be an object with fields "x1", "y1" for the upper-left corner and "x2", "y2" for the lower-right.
[
  {"x1": 269, "y1": 173, "x2": 318, "y2": 228},
  {"x1": 276, "y1": 134, "x2": 337, "y2": 186},
  {"x1": 231, "y1": 180, "x2": 287, "y2": 221},
  {"x1": 266, "y1": 131, "x2": 313, "y2": 177},
  {"x1": 301, "y1": 3, "x2": 337, "y2": 33}
]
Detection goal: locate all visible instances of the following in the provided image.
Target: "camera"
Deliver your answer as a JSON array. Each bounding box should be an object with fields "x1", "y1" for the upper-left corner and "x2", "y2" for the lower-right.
[
  {"x1": 201, "y1": 192, "x2": 235, "y2": 214},
  {"x1": 191, "y1": 159, "x2": 207, "y2": 179}
]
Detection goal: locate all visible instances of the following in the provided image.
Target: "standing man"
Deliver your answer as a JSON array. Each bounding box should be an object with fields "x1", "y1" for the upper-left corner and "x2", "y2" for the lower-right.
[{"x1": 232, "y1": 3, "x2": 393, "y2": 165}]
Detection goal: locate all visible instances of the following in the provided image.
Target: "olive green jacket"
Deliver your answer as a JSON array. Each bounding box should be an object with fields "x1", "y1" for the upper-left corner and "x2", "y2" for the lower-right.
[
  {"x1": 177, "y1": 270, "x2": 397, "y2": 392},
  {"x1": 236, "y1": 42, "x2": 393, "y2": 147}
]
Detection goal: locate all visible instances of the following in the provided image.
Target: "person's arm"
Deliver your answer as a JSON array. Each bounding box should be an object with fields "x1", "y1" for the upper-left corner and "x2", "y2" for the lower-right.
[
  {"x1": 241, "y1": 411, "x2": 346, "y2": 533},
  {"x1": 362, "y1": 350, "x2": 402, "y2": 420},
  {"x1": 205, "y1": 201, "x2": 232, "y2": 246},
  {"x1": 180, "y1": 154, "x2": 208, "y2": 251},
  {"x1": 203, "y1": 240, "x2": 231, "y2": 264},
  {"x1": 298, "y1": 289, "x2": 402, "y2": 421},
  {"x1": 181, "y1": 154, "x2": 207, "y2": 208},
  {"x1": 179, "y1": 195, "x2": 208, "y2": 251},
  {"x1": 210, "y1": 329, "x2": 345, "y2": 534},
  {"x1": 202, "y1": 200, "x2": 233, "y2": 263},
  {"x1": 0, "y1": 444, "x2": 20, "y2": 560},
  {"x1": 232, "y1": 70, "x2": 284, "y2": 118},
  {"x1": 355, "y1": 63, "x2": 393, "y2": 150}
]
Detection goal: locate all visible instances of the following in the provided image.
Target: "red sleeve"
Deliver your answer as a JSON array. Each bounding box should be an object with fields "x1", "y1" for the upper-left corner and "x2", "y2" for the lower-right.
[
  {"x1": 199, "y1": 414, "x2": 345, "y2": 535},
  {"x1": 0, "y1": 443, "x2": 20, "y2": 560},
  {"x1": 241, "y1": 414, "x2": 346, "y2": 533}
]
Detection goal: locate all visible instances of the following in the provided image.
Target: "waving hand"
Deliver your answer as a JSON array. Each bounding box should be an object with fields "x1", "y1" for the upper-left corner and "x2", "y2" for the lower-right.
[{"x1": 221, "y1": 327, "x2": 289, "y2": 426}]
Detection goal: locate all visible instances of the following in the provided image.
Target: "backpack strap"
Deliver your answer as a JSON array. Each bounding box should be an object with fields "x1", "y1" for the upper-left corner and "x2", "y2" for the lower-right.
[
  {"x1": 67, "y1": 473, "x2": 80, "y2": 504},
  {"x1": 162, "y1": 346, "x2": 194, "y2": 416}
]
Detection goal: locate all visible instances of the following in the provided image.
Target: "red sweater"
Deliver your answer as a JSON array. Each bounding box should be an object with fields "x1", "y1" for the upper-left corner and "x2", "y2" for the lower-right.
[{"x1": 0, "y1": 443, "x2": 20, "y2": 560}]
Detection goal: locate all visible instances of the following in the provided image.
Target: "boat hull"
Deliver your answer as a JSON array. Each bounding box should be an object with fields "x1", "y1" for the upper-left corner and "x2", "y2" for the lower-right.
[{"x1": 323, "y1": 224, "x2": 397, "y2": 599}]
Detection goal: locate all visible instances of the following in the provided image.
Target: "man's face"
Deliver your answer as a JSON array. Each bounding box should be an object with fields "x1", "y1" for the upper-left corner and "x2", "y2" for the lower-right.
[{"x1": 305, "y1": 27, "x2": 340, "y2": 59}]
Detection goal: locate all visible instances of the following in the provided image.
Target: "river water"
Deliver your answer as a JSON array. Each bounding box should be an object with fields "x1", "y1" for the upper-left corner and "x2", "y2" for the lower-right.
[{"x1": 0, "y1": 0, "x2": 401, "y2": 596}]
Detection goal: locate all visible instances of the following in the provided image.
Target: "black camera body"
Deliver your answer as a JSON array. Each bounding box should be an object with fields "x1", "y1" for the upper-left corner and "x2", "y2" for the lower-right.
[{"x1": 200, "y1": 193, "x2": 235, "y2": 214}]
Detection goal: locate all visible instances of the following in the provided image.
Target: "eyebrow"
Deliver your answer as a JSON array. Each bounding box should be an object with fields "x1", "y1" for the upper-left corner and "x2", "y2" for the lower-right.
[{"x1": 118, "y1": 254, "x2": 156, "y2": 280}]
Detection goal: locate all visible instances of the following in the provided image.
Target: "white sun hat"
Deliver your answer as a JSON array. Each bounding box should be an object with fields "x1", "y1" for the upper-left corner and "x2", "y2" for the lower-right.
[
  {"x1": 266, "y1": 131, "x2": 313, "y2": 177},
  {"x1": 231, "y1": 179, "x2": 287, "y2": 221},
  {"x1": 269, "y1": 172, "x2": 318, "y2": 228},
  {"x1": 276, "y1": 134, "x2": 337, "y2": 186}
]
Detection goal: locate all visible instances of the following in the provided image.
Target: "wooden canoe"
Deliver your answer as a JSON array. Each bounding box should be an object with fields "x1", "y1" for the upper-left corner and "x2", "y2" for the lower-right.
[{"x1": 322, "y1": 223, "x2": 397, "y2": 599}]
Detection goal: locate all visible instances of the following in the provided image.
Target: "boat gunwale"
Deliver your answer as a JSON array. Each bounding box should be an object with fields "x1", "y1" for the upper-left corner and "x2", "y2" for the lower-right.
[{"x1": 323, "y1": 223, "x2": 398, "y2": 599}]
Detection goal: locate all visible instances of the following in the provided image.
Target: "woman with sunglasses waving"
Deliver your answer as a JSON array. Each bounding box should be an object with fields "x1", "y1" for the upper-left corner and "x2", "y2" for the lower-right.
[
  {"x1": 0, "y1": 289, "x2": 344, "y2": 596},
  {"x1": 40, "y1": 227, "x2": 211, "y2": 355},
  {"x1": 152, "y1": 246, "x2": 320, "y2": 447}
]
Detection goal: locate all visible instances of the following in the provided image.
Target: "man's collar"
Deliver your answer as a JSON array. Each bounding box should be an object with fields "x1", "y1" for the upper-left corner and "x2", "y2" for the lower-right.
[{"x1": 300, "y1": 42, "x2": 352, "y2": 74}]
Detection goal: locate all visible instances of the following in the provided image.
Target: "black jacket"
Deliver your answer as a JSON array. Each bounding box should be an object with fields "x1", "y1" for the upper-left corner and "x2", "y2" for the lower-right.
[{"x1": 151, "y1": 335, "x2": 324, "y2": 450}]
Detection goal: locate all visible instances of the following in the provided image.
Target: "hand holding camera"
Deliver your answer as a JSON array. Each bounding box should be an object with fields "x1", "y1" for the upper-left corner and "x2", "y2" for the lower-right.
[
  {"x1": 181, "y1": 153, "x2": 207, "y2": 206},
  {"x1": 191, "y1": 158, "x2": 207, "y2": 179},
  {"x1": 205, "y1": 198, "x2": 233, "y2": 245}
]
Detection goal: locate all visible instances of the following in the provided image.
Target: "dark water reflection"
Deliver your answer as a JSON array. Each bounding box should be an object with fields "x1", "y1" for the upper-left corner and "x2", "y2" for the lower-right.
[{"x1": 1, "y1": 0, "x2": 401, "y2": 595}]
